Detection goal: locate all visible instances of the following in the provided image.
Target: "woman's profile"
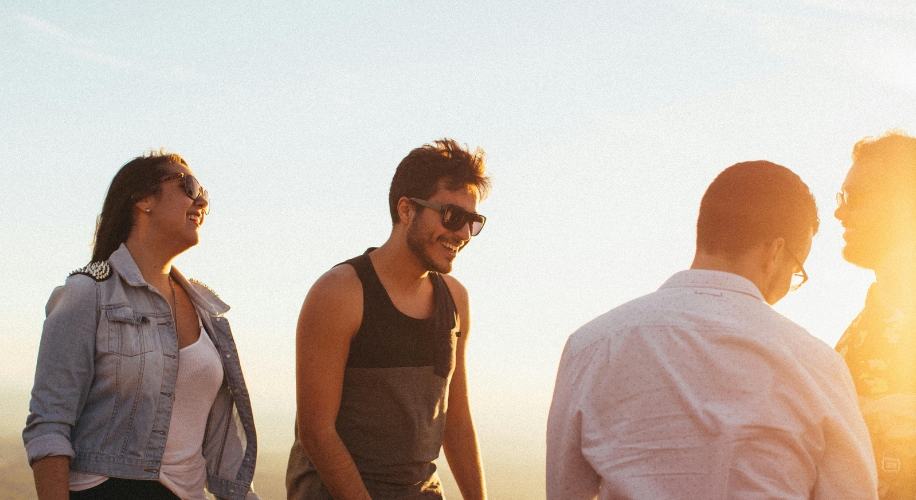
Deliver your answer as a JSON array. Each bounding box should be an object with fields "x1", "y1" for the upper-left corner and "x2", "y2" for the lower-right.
[{"x1": 23, "y1": 150, "x2": 258, "y2": 500}]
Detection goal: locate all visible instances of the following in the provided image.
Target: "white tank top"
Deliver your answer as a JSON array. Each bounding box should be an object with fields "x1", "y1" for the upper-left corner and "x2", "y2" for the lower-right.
[{"x1": 70, "y1": 320, "x2": 224, "y2": 499}]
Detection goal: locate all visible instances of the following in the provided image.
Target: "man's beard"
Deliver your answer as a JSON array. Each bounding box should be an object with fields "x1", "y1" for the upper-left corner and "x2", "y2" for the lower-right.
[
  {"x1": 406, "y1": 219, "x2": 452, "y2": 274},
  {"x1": 842, "y1": 243, "x2": 878, "y2": 270},
  {"x1": 842, "y1": 231, "x2": 893, "y2": 271}
]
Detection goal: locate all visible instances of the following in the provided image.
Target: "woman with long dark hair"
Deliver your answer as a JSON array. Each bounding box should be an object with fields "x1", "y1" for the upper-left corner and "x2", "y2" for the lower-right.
[{"x1": 24, "y1": 151, "x2": 258, "y2": 500}]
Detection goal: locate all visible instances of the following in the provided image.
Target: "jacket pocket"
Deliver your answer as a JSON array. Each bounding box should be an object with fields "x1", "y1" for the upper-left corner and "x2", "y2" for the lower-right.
[{"x1": 104, "y1": 306, "x2": 153, "y2": 356}]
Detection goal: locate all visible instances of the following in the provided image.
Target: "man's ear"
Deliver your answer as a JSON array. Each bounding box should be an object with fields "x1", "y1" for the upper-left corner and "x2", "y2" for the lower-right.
[
  {"x1": 396, "y1": 196, "x2": 414, "y2": 225},
  {"x1": 763, "y1": 237, "x2": 786, "y2": 273}
]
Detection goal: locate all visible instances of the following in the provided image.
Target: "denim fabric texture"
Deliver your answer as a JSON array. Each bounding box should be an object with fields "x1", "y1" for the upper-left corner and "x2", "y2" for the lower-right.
[{"x1": 23, "y1": 244, "x2": 258, "y2": 500}]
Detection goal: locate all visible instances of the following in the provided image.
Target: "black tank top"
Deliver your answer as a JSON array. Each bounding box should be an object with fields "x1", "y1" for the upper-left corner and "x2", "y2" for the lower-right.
[
  {"x1": 345, "y1": 251, "x2": 459, "y2": 378},
  {"x1": 286, "y1": 250, "x2": 460, "y2": 500}
]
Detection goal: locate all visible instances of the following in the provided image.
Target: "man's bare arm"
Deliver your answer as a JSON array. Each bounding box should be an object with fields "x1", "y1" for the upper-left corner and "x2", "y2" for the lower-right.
[
  {"x1": 295, "y1": 266, "x2": 371, "y2": 500},
  {"x1": 441, "y1": 276, "x2": 487, "y2": 499}
]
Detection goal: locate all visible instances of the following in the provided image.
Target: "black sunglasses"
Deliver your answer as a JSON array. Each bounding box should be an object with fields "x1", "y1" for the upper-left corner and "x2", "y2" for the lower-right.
[
  {"x1": 409, "y1": 198, "x2": 486, "y2": 236},
  {"x1": 157, "y1": 172, "x2": 210, "y2": 214}
]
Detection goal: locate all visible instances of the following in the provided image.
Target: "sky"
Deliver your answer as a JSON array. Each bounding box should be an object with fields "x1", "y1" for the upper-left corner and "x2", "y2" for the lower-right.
[{"x1": 2, "y1": 1, "x2": 916, "y2": 498}]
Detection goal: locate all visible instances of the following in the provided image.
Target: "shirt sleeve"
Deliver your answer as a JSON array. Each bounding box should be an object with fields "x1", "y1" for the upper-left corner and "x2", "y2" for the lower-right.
[
  {"x1": 23, "y1": 276, "x2": 99, "y2": 466},
  {"x1": 813, "y1": 356, "x2": 879, "y2": 500},
  {"x1": 547, "y1": 338, "x2": 600, "y2": 500}
]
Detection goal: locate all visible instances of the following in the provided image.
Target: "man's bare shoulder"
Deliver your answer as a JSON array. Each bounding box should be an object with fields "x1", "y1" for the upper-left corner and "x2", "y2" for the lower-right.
[
  {"x1": 307, "y1": 264, "x2": 363, "y2": 302},
  {"x1": 440, "y1": 274, "x2": 470, "y2": 316},
  {"x1": 300, "y1": 264, "x2": 364, "y2": 336},
  {"x1": 440, "y1": 274, "x2": 469, "y2": 300}
]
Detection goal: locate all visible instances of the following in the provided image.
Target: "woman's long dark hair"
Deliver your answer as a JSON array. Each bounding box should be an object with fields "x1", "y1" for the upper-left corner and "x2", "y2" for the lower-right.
[{"x1": 91, "y1": 151, "x2": 188, "y2": 262}]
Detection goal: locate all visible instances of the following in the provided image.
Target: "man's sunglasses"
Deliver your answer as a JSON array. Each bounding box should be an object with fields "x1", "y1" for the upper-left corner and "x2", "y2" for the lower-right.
[
  {"x1": 409, "y1": 198, "x2": 486, "y2": 236},
  {"x1": 157, "y1": 172, "x2": 210, "y2": 214}
]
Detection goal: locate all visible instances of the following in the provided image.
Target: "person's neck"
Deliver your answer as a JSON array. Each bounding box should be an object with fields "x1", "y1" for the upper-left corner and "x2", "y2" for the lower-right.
[
  {"x1": 124, "y1": 237, "x2": 177, "y2": 289},
  {"x1": 690, "y1": 248, "x2": 767, "y2": 293},
  {"x1": 370, "y1": 234, "x2": 430, "y2": 293},
  {"x1": 873, "y1": 245, "x2": 916, "y2": 307}
]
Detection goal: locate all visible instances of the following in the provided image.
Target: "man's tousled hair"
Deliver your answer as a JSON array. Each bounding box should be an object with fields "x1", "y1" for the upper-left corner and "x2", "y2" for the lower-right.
[
  {"x1": 851, "y1": 130, "x2": 916, "y2": 189},
  {"x1": 697, "y1": 161, "x2": 819, "y2": 257},
  {"x1": 388, "y1": 138, "x2": 491, "y2": 224}
]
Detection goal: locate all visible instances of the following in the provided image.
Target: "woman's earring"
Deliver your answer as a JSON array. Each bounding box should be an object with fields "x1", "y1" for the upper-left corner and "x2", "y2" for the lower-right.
[{"x1": 144, "y1": 208, "x2": 151, "y2": 214}]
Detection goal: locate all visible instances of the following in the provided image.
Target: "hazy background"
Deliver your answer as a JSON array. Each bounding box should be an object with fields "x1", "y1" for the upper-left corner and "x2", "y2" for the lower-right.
[{"x1": 3, "y1": 1, "x2": 916, "y2": 498}]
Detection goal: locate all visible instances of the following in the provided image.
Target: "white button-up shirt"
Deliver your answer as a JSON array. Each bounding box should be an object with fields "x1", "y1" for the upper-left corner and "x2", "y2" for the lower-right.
[{"x1": 547, "y1": 270, "x2": 877, "y2": 500}]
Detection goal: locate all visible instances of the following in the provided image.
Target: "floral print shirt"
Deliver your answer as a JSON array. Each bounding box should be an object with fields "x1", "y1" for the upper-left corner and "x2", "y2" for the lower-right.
[{"x1": 836, "y1": 284, "x2": 916, "y2": 399}]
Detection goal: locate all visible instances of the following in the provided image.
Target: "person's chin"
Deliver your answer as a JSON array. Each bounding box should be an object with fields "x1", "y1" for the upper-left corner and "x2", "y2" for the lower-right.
[
  {"x1": 842, "y1": 243, "x2": 880, "y2": 270},
  {"x1": 428, "y1": 258, "x2": 453, "y2": 274},
  {"x1": 176, "y1": 234, "x2": 200, "y2": 253},
  {"x1": 423, "y1": 253, "x2": 453, "y2": 274}
]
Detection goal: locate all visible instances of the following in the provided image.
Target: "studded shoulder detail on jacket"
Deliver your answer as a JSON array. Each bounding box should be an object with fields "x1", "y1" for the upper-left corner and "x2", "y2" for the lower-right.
[
  {"x1": 69, "y1": 261, "x2": 112, "y2": 281},
  {"x1": 189, "y1": 278, "x2": 220, "y2": 299}
]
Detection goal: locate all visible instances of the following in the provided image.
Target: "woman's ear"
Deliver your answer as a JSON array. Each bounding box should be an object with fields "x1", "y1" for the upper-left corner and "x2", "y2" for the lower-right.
[{"x1": 134, "y1": 195, "x2": 154, "y2": 215}]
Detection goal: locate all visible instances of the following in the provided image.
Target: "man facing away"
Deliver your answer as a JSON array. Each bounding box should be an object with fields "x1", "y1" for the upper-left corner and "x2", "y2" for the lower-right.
[
  {"x1": 834, "y1": 132, "x2": 916, "y2": 499},
  {"x1": 547, "y1": 161, "x2": 878, "y2": 500},
  {"x1": 286, "y1": 139, "x2": 489, "y2": 500}
]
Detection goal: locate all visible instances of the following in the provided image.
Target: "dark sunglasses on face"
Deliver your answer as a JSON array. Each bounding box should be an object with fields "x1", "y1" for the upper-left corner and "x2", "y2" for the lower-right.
[
  {"x1": 409, "y1": 198, "x2": 486, "y2": 236},
  {"x1": 157, "y1": 172, "x2": 210, "y2": 214}
]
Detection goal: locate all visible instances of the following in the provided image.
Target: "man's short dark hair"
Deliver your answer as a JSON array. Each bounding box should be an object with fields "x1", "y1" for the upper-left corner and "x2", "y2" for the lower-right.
[
  {"x1": 851, "y1": 131, "x2": 916, "y2": 190},
  {"x1": 388, "y1": 138, "x2": 491, "y2": 224},
  {"x1": 697, "y1": 161, "x2": 819, "y2": 256}
]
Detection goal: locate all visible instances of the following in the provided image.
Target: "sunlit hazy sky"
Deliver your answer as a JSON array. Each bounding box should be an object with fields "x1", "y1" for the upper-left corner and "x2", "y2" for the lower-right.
[{"x1": 3, "y1": 1, "x2": 916, "y2": 498}]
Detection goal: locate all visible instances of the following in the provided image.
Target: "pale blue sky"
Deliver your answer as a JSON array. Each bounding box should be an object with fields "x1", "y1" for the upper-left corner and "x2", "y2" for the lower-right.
[{"x1": 3, "y1": 1, "x2": 916, "y2": 497}]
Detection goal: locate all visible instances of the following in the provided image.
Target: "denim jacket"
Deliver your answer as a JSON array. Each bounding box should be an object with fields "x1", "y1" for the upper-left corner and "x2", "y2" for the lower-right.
[{"x1": 23, "y1": 244, "x2": 258, "y2": 500}]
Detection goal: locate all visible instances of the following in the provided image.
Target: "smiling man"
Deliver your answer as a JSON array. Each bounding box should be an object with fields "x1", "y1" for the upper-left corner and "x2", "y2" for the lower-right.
[
  {"x1": 286, "y1": 139, "x2": 490, "y2": 500},
  {"x1": 547, "y1": 161, "x2": 877, "y2": 499},
  {"x1": 835, "y1": 132, "x2": 916, "y2": 499}
]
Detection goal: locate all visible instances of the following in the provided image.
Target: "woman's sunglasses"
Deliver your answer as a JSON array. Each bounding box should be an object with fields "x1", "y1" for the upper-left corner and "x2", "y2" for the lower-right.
[
  {"x1": 157, "y1": 172, "x2": 210, "y2": 214},
  {"x1": 409, "y1": 198, "x2": 486, "y2": 236}
]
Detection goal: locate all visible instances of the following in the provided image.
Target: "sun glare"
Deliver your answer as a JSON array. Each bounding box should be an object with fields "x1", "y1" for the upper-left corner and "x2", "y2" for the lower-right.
[{"x1": 876, "y1": 50, "x2": 916, "y2": 93}]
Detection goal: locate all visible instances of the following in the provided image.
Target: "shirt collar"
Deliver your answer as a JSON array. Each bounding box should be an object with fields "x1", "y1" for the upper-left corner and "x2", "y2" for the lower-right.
[
  {"x1": 659, "y1": 269, "x2": 765, "y2": 302},
  {"x1": 108, "y1": 243, "x2": 147, "y2": 287},
  {"x1": 171, "y1": 266, "x2": 229, "y2": 315},
  {"x1": 108, "y1": 243, "x2": 229, "y2": 315}
]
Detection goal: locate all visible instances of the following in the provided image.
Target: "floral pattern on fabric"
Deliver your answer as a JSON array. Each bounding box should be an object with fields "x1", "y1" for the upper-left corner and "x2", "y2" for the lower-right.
[
  {"x1": 836, "y1": 284, "x2": 916, "y2": 399},
  {"x1": 837, "y1": 284, "x2": 916, "y2": 498}
]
